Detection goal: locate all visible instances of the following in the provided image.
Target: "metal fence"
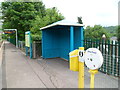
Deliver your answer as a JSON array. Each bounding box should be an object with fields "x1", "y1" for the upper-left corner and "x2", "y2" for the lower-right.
[
  {"x1": 32, "y1": 41, "x2": 42, "y2": 58},
  {"x1": 18, "y1": 40, "x2": 42, "y2": 58},
  {"x1": 18, "y1": 40, "x2": 25, "y2": 52},
  {"x1": 8, "y1": 38, "x2": 16, "y2": 45},
  {"x1": 84, "y1": 38, "x2": 120, "y2": 77}
]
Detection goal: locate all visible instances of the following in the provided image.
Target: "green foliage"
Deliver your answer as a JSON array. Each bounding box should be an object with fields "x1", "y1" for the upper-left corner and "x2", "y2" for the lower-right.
[
  {"x1": 31, "y1": 34, "x2": 42, "y2": 41},
  {"x1": 45, "y1": 7, "x2": 64, "y2": 25},
  {"x1": 30, "y1": 7, "x2": 64, "y2": 41},
  {"x1": 103, "y1": 26, "x2": 117, "y2": 37},
  {"x1": 2, "y1": 34, "x2": 8, "y2": 39},
  {"x1": 85, "y1": 25, "x2": 110, "y2": 39},
  {"x1": 2, "y1": 2, "x2": 37, "y2": 40},
  {"x1": 2, "y1": 2, "x2": 64, "y2": 41}
]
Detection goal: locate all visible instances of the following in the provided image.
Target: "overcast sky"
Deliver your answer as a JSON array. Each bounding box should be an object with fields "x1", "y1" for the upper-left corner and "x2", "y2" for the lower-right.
[
  {"x1": 42, "y1": 0, "x2": 119, "y2": 27},
  {"x1": 0, "y1": 0, "x2": 119, "y2": 26}
]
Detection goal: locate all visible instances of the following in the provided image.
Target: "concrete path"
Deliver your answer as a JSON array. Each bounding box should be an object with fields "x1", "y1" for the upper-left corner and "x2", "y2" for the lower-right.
[
  {"x1": 0, "y1": 41, "x2": 4, "y2": 90},
  {"x1": 1, "y1": 41, "x2": 119, "y2": 88}
]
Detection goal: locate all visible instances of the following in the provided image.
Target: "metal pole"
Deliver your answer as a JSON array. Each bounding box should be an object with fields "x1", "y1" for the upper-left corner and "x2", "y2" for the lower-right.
[
  {"x1": 26, "y1": 46, "x2": 28, "y2": 56},
  {"x1": 15, "y1": 29, "x2": 18, "y2": 48},
  {"x1": 78, "y1": 47, "x2": 84, "y2": 88},
  {"x1": 89, "y1": 69, "x2": 98, "y2": 88},
  {"x1": 70, "y1": 26, "x2": 74, "y2": 51},
  {"x1": 80, "y1": 27, "x2": 84, "y2": 47}
]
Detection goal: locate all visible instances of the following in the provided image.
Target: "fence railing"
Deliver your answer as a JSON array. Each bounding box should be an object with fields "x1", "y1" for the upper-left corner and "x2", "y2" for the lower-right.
[
  {"x1": 18, "y1": 40, "x2": 25, "y2": 52},
  {"x1": 84, "y1": 38, "x2": 120, "y2": 77},
  {"x1": 18, "y1": 40, "x2": 42, "y2": 58},
  {"x1": 32, "y1": 41, "x2": 42, "y2": 58}
]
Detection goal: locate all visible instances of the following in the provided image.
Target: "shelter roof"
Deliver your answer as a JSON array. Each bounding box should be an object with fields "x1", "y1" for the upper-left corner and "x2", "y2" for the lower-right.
[{"x1": 40, "y1": 19, "x2": 84, "y2": 30}]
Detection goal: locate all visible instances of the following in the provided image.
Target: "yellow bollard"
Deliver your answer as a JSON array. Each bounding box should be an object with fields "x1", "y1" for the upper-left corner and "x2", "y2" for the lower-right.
[
  {"x1": 78, "y1": 47, "x2": 84, "y2": 88},
  {"x1": 78, "y1": 61, "x2": 84, "y2": 88},
  {"x1": 69, "y1": 49, "x2": 79, "y2": 71},
  {"x1": 89, "y1": 69, "x2": 98, "y2": 88}
]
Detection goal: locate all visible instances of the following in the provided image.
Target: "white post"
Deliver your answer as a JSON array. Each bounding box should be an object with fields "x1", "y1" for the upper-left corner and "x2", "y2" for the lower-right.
[{"x1": 15, "y1": 29, "x2": 18, "y2": 48}]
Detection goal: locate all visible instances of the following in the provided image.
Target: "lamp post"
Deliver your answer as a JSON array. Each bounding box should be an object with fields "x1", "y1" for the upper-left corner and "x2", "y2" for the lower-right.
[
  {"x1": 15, "y1": 29, "x2": 18, "y2": 48},
  {"x1": 102, "y1": 34, "x2": 106, "y2": 49},
  {"x1": 4, "y1": 29, "x2": 18, "y2": 48},
  {"x1": 102, "y1": 34, "x2": 106, "y2": 41}
]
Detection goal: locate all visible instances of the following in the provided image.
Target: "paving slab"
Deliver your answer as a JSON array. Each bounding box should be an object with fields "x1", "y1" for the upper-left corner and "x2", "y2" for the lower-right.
[{"x1": 0, "y1": 41, "x2": 4, "y2": 89}]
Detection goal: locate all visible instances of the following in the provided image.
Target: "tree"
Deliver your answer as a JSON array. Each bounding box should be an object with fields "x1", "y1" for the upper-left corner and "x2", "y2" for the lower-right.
[
  {"x1": 33, "y1": 2, "x2": 46, "y2": 18},
  {"x1": 2, "y1": 2, "x2": 64, "y2": 41},
  {"x1": 85, "y1": 25, "x2": 110, "y2": 39},
  {"x1": 30, "y1": 7, "x2": 64, "y2": 40},
  {"x1": 103, "y1": 26, "x2": 117, "y2": 37},
  {"x1": 2, "y1": 2, "x2": 38, "y2": 40}
]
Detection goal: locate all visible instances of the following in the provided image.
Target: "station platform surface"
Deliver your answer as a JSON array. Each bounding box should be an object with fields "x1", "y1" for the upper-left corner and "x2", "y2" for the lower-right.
[{"x1": 0, "y1": 41, "x2": 119, "y2": 88}]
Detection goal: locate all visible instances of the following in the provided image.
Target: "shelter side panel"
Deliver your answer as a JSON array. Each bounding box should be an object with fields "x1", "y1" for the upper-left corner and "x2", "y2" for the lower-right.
[
  {"x1": 59, "y1": 29, "x2": 70, "y2": 60},
  {"x1": 42, "y1": 30, "x2": 60, "y2": 58},
  {"x1": 74, "y1": 26, "x2": 82, "y2": 49}
]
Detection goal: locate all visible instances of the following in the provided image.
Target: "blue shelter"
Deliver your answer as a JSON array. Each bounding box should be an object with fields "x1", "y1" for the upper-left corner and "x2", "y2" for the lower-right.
[{"x1": 40, "y1": 20, "x2": 84, "y2": 60}]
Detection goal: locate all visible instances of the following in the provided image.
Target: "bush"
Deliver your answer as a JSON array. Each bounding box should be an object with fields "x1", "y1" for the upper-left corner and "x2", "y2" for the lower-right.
[{"x1": 31, "y1": 34, "x2": 41, "y2": 41}]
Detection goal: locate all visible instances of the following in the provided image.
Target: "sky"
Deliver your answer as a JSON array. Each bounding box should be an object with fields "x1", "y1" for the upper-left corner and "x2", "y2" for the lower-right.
[
  {"x1": 42, "y1": 0, "x2": 119, "y2": 27},
  {"x1": 0, "y1": 0, "x2": 119, "y2": 27}
]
